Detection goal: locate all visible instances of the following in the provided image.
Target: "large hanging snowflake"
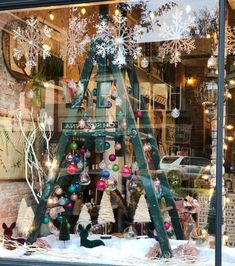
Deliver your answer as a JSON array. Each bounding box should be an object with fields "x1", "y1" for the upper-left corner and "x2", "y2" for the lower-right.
[
  {"x1": 158, "y1": 7, "x2": 196, "y2": 66},
  {"x1": 226, "y1": 26, "x2": 235, "y2": 55},
  {"x1": 60, "y1": 13, "x2": 90, "y2": 66},
  {"x1": 95, "y1": 14, "x2": 143, "y2": 67},
  {"x1": 13, "y1": 17, "x2": 51, "y2": 67}
]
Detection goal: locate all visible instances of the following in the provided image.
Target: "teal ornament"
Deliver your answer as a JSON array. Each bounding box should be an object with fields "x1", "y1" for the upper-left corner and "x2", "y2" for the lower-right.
[
  {"x1": 112, "y1": 164, "x2": 120, "y2": 172},
  {"x1": 83, "y1": 112, "x2": 89, "y2": 121},
  {"x1": 167, "y1": 230, "x2": 174, "y2": 237},
  {"x1": 117, "y1": 111, "x2": 124, "y2": 121},
  {"x1": 70, "y1": 141, "x2": 78, "y2": 151},
  {"x1": 56, "y1": 215, "x2": 63, "y2": 222},
  {"x1": 156, "y1": 192, "x2": 161, "y2": 200},
  {"x1": 43, "y1": 216, "x2": 50, "y2": 224},
  {"x1": 68, "y1": 185, "x2": 76, "y2": 193},
  {"x1": 93, "y1": 88, "x2": 97, "y2": 96},
  {"x1": 105, "y1": 142, "x2": 111, "y2": 150}
]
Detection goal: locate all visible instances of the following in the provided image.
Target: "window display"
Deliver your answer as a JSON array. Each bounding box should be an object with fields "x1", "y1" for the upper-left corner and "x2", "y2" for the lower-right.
[{"x1": 0, "y1": 0, "x2": 234, "y2": 265}]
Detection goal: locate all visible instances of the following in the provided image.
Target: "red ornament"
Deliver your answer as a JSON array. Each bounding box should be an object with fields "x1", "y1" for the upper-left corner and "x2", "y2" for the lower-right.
[
  {"x1": 79, "y1": 146, "x2": 86, "y2": 155},
  {"x1": 121, "y1": 165, "x2": 132, "y2": 178},
  {"x1": 136, "y1": 111, "x2": 143, "y2": 118},
  {"x1": 164, "y1": 222, "x2": 171, "y2": 230},
  {"x1": 109, "y1": 154, "x2": 116, "y2": 162},
  {"x1": 66, "y1": 163, "x2": 78, "y2": 175},
  {"x1": 96, "y1": 179, "x2": 107, "y2": 191}
]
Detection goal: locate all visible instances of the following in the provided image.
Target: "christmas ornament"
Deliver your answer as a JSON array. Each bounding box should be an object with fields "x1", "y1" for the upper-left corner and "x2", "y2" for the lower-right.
[
  {"x1": 49, "y1": 206, "x2": 65, "y2": 220},
  {"x1": 101, "y1": 170, "x2": 110, "y2": 179},
  {"x1": 85, "y1": 150, "x2": 91, "y2": 158},
  {"x1": 105, "y1": 178, "x2": 118, "y2": 191},
  {"x1": 117, "y1": 111, "x2": 124, "y2": 121},
  {"x1": 68, "y1": 184, "x2": 76, "y2": 193},
  {"x1": 147, "y1": 156, "x2": 153, "y2": 164},
  {"x1": 66, "y1": 163, "x2": 78, "y2": 175},
  {"x1": 58, "y1": 197, "x2": 67, "y2": 206},
  {"x1": 114, "y1": 142, "x2": 122, "y2": 151},
  {"x1": 99, "y1": 160, "x2": 106, "y2": 170},
  {"x1": 121, "y1": 119, "x2": 127, "y2": 130},
  {"x1": 74, "y1": 182, "x2": 81, "y2": 190},
  {"x1": 143, "y1": 142, "x2": 151, "y2": 152},
  {"x1": 140, "y1": 57, "x2": 149, "y2": 68},
  {"x1": 79, "y1": 119, "x2": 86, "y2": 129},
  {"x1": 56, "y1": 215, "x2": 63, "y2": 222},
  {"x1": 167, "y1": 230, "x2": 174, "y2": 237},
  {"x1": 55, "y1": 187, "x2": 63, "y2": 196},
  {"x1": 79, "y1": 170, "x2": 91, "y2": 185},
  {"x1": 109, "y1": 154, "x2": 116, "y2": 162},
  {"x1": 136, "y1": 110, "x2": 143, "y2": 118},
  {"x1": 96, "y1": 179, "x2": 107, "y2": 191},
  {"x1": 13, "y1": 17, "x2": 51, "y2": 67},
  {"x1": 93, "y1": 88, "x2": 97, "y2": 96},
  {"x1": 164, "y1": 222, "x2": 171, "y2": 230},
  {"x1": 77, "y1": 161, "x2": 84, "y2": 170},
  {"x1": 158, "y1": 7, "x2": 196, "y2": 66},
  {"x1": 156, "y1": 192, "x2": 161, "y2": 200},
  {"x1": 70, "y1": 141, "x2": 78, "y2": 150},
  {"x1": 73, "y1": 155, "x2": 81, "y2": 164},
  {"x1": 71, "y1": 193, "x2": 78, "y2": 201},
  {"x1": 121, "y1": 165, "x2": 132, "y2": 178},
  {"x1": 115, "y1": 96, "x2": 122, "y2": 106},
  {"x1": 66, "y1": 153, "x2": 74, "y2": 162},
  {"x1": 105, "y1": 142, "x2": 111, "y2": 150},
  {"x1": 171, "y1": 108, "x2": 180, "y2": 118},
  {"x1": 132, "y1": 161, "x2": 139, "y2": 172},
  {"x1": 112, "y1": 164, "x2": 119, "y2": 172},
  {"x1": 66, "y1": 202, "x2": 73, "y2": 209},
  {"x1": 79, "y1": 146, "x2": 86, "y2": 155},
  {"x1": 105, "y1": 101, "x2": 112, "y2": 108},
  {"x1": 43, "y1": 216, "x2": 50, "y2": 224}
]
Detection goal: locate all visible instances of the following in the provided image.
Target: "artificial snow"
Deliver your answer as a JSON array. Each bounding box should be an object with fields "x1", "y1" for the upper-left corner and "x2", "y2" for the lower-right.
[{"x1": 0, "y1": 235, "x2": 234, "y2": 266}]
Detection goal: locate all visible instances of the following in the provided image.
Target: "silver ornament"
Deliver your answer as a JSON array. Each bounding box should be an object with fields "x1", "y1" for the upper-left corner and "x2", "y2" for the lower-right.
[
  {"x1": 115, "y1": 96, "x2": 122, "y2": 107},
  {"x1": 140, "y1": 57, "x2": 149, "y2": 68},
  {"x1": 171, "y1": 108, "x2": 180, "y2": 118}
]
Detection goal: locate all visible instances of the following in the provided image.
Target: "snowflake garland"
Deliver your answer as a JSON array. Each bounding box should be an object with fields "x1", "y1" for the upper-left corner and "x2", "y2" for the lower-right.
[
  {"x1": 226, "y1": 26, "x2": 235, "y2": 55},
  {"x1": 158, "y1": 7, "x2": 196, "y2": 66},
  {"x1": 60, "y1": 13, "x2": 90, "y2": 66},
  {"x1": 13, "y1": 17, "x2": 51, "y2": 67},
  {"x1": 95, "y1": 14, "x2": 143, "y2": 68}
]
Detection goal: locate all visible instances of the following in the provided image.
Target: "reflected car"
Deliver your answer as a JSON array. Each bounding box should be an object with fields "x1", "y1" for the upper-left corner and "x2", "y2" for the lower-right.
[{"x1": 159, "y1": 156, "x2": 212, "y2": 185}]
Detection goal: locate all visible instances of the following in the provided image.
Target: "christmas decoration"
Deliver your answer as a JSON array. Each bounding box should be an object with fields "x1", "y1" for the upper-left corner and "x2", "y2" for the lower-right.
[
  {"x1": 115, "y1": 96, "x2": 122, "y2": 106},
  {"x1": 70, "y1": 141, "x2": 78, "y2": 150},
  {"x1": 79, "y1": 224, "x2": 105, "y2": 248},
  {"x1": 158, "y1": 7, "x2": 196, "y2": 66},
  {"x1": 109, "y1": 154, "x2": 116, "y2": 162},
  {"x1": 112, "y1": 164, "x2": 119, "y2": 172},
  {"x1": 59, "y1": 217, "x2": 70, "y2": 242},
  {"x1": 105, "y1": 178, "x2": 118, "y2": 192},
  {"x1": 55, "y1": 186, "x2": 63, "y2": 196},
  {"x1": 99, "y1": 160, "x2": 106, "y2": 170},
  {"x1": 76, "y1": 204, "x2": 91, "y2": 228},
  {"x1": 140, "y1": 57, "x2": 149, "y2": 68},
  {"x1": 13, "y1": 17, "x2": 51, "y2": 67},
  {"x1": 114, "y1": 142, "x2": 122, "y2": 151},
  {"x1": 226, "y1": 26, "x2": 235, "y2": 55},
  {"x1": 105, "y1": 142, "x2": 111, "y2": 150},
  {"x1": 171, "y1": 107, "x2": 180, "y2": 118},
  {"x1": 43, "y1": 216, "x2": 50, "y2": 224},
  {"x1": 73, "y1": 155, "x2": 81, "y2": 164},
  {"x1": 98, "y1": 192, "x2": 115, "y2": 226},
  {"x1": 96, "y1": 179, "x2": 107, "y2": 191},
  {"x1": 66, "y1": 163, "x2": 78, "y2": 175},
  {"x1": 79, "y1": 170, "x2": 91, "y2": 185},
  {"x1": 101, "y1": 170, "x2": 110, "y2": 179},
  {"x1": 136, "y1": 110, "x2": 143, "y2": 118},
  {"x1": 70, "y1": 193, "x2": 78, "y2": 201},
  {"x1": 60, "y1": 12, "x2": 90, "y2": 65},
  {"x1": 121, "y1": 165, "x2": 132, "y2": 178},
  {"x1": 134, "y1": 194, "x2": 151, "y2": 235}
]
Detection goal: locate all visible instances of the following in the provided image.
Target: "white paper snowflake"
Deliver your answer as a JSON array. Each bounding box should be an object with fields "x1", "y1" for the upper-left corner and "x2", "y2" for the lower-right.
[
  {"x1": 60, "y1": 14, "x2": 90, "y2": 65},
  {"x1": 95, "y1": 14, "x2": 143, "y2": 67},
  {"x1": 13, "y1": 17, "x2": 51, "y2": 67},
  {"x1": 226, "y1": 26, "x2": 235, "y2": 55},
  {"x1": 158, "y1": 8, "x2": 196, "y2": 66}
]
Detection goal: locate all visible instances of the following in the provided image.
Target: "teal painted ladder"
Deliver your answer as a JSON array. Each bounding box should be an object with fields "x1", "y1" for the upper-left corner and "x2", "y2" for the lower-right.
[{"x1": 27, "y1": 44, "x2": 183, "y2": 258}]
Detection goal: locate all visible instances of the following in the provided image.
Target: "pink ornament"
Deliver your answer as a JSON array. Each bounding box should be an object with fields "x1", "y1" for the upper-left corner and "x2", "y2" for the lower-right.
[
  {"x1": 55, "y1": 187, "x2": 63, "y2": 196},
  {"x1": 164, "y1": 222, "x2": 171, "y2": 230},
  {"x1": 143, "y1": 143, "x2": 151, "y2": 152},
  {"x1": 147, "y1": 157, "x2": 153, "y2": 164},
  {"x1": 109, "y1": 154, "x2": 116, "y2": 162},
  {"x1": 121, "y1": 165, "x2": 132, "y2": 178},
  {"x1": 66, "y1": 202, "x2": 73, "y2": 209},
  {"x1": 121, "y1": 120, "x2": 127, "y2": 130},
  {"x1": 96, "y1": 179, "x2": 107, "y2": 191},
  {"x1": 79, "y1": 146, "x2": 86, "y2": 155},
  {"x1": 115, "y1": 142, "x2": 122, "y2": 151},
  {"x1": 136, "y1": 111, "x2": 143, "y2": 118},
  {"x1": 66, "y1": 163, "x2": 78, "y2": 175}
]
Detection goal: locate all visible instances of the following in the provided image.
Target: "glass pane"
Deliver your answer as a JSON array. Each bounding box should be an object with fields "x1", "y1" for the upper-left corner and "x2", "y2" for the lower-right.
[{"x1": 0, "y1": 0, "x2": 232, "y2": 265}]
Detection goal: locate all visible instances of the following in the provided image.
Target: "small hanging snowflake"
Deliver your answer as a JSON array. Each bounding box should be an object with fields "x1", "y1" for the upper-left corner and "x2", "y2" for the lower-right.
[
  {"x1": 95, "y1": 14, "x2": 143, "y2": 68},
  {"x1": 60, "y1": 13, "x2": 90, "y2": 65},
  {"x1": 158, "y1": 8, "x2": 196, "y2": 66},
  {"x1": 13, "y1": 17, "x2": 51, "y2": 67},
  {"x1": 226, "y1": 26, "x2": 235, "y2": 55}
]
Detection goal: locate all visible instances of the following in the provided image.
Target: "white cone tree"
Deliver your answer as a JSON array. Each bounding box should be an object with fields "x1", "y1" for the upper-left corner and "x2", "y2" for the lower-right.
[
  {"x1": 134, "y1": 194, "x2": 151, "y2": 223},
  {"x1": 77, "y1": 204, "x2": 91, "y2": 227},
  {"x1": 98, "y1": 192, "x2": 115, "y2": 225}
]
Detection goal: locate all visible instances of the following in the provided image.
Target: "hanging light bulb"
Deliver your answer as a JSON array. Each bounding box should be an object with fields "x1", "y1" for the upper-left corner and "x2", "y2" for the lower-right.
[{"x1": 48, "y1": 11, "x2": 54, "y2": 21}]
